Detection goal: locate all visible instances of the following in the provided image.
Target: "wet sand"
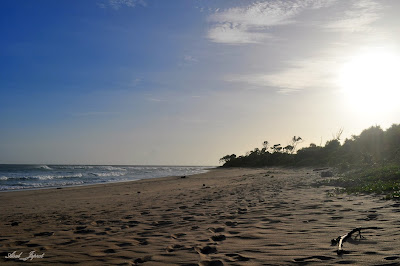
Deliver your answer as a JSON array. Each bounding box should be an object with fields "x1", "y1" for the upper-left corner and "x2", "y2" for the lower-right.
[{"x1": 1, "y1": 167, "x2": 399, "y2": 265}]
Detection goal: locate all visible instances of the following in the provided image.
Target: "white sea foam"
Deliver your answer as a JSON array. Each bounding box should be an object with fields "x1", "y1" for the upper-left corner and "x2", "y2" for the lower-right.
[
  {"x1": 37, "y1": 165, "x2": 52, "y2": 170},
  {"x1": 0, "y1": 165, "x2": 211, "y2": 191},
  {"x1": 90, "y1": 172, "x2": 127, "y2": 177},
  {"x1": 35, "y1": 175, "x2": 55, "y2": 180},
  {"x1": 98, "y1": 166, "x2": 127, "y2": 171},
  {"x1": 58, "y1": 165, "x2": 94, "y2": 170}
]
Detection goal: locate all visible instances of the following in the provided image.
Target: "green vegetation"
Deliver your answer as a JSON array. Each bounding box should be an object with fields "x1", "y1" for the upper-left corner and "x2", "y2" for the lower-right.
[
  {"x1": 220, "y1": 124, "x2": 400, "y2": 199},
  {"x1": 326, "y1": 165, "x2": 400, "y2": 199}
]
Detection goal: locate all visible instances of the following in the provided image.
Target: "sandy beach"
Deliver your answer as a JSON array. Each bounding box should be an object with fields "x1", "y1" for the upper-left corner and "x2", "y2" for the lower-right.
[{"x1": 1, "y1": 167, "x2": 399, "y2": 265}]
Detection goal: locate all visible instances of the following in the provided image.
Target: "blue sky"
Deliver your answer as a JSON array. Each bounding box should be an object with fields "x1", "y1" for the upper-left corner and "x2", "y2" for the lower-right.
[{"x1": 1, "y1": 0, "x2": 400, "y2": 165}]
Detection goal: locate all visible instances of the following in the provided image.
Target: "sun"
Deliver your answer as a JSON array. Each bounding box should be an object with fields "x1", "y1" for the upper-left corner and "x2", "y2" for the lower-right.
[{"x1": 338, "y1": 48, "x2": 400, "y2": 113}]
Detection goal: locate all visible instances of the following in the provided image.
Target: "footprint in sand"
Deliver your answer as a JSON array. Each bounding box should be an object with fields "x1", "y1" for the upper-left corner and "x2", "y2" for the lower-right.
[
  {"x1": 134, "y1": 238, "x2": 148, "y2": 245},
  {"x1": 127, "y1": 220, "x2": 140, "y2": 227},
  {"x1": 208, "y1": 227, "x2": 225, "y2": 233},
  {"x1": 171, "y1": 233, "x2": 186, "y2": 239},
  {"x1": 60, "y1": 239, "x2": 78, "y2": 245},
  {"x1": 237, "y1": 208, "x2": 247, "y2": 214},
  {"x1": 116, "y1": 242, "x2": 133, "y2": 247},
  {"x1": 133, "y1": 255, "x2": 152, "y2": 264},
  {"x1": 211, "y1": 235, "x2": 226, "y2": 241},
  {"x1": 34, "y1": 231, "x2": 54, "y2": 237},
  {"x1": 74, "y1": 226, "x2": 95, "y2": 234},
  {"x1": 103, "y1": 248, "x2": 116, "y2": 254},
  {"x1": 152, "y1": 220, "x2": 173, "y2": 227},
  {"x1": 384, "y1": 256, "x2": 400, "y2": 260},
  {"x1": 90, "y1": 220, "x2": 105, "y2": 226},
  {"x1": 225, "y1": 221, "x2": 237, "y2": 227},
  {"x1": 225, "y1": 253, "x2": 251, "y2": 262},
  {"x1": 195, "y1": 245, "x2": 217, "y2": 254},
  {"x1": 166, "y1": 244, "x2": 185, "y2": 252}
]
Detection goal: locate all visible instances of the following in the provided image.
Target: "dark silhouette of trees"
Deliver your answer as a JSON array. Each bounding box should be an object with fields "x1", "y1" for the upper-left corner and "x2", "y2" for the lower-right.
[
  {"x1": 219, "y1": 124, "x2": 400, "y2": 169},
  {"x1": 219, "y1": 154, "x2": 236, "y2": 165}
]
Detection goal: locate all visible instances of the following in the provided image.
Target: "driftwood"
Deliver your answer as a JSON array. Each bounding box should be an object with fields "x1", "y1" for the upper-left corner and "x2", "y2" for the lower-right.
[
  {"x1": 313, "y1": 167, "x2": 329, "y2": 172},
  {"x1": 331, "y1": 227, "x2": 380, "y2": 255}
]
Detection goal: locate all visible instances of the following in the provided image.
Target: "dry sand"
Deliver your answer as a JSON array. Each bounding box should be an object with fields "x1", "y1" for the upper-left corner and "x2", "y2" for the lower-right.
[{"x1": 1, "y1": 167, "x2": 400, "y2": 265}]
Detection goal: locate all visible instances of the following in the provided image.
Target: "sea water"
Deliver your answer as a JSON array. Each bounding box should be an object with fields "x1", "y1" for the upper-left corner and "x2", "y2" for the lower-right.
[{"x1": 0, "y1": 165, "x2": 211, "y2": 191}]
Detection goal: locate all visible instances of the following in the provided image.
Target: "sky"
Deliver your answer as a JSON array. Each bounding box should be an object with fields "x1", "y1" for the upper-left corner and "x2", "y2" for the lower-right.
[{"x1": 1, "y1": 0, "x2": 400, "y2": 166}]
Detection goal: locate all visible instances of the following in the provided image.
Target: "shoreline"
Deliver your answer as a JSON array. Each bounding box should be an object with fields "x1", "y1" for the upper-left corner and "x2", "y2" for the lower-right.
[
  {"x1": 1, "y1": 167, "x2": 399, "y2": 265},
  {"x1": 0, "y1": 169, "x2": 216, "y2": 194},
  {"x1": 0, "y1": 167, "x2": 217, "y2": 195},
  {"x1": 0, "y1": 165, "x2": 215, "y2": 193}
]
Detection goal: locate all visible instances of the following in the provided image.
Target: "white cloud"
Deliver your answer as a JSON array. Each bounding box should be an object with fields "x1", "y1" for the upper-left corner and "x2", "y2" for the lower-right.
[
  {"x1": 208, "y1": 0, "x2": 336, "y2": 44},
  {"x1": 98, "y1": 0, "x2": 146, "y2": 10},
  {"x1": 178, "y1": 55, "x2": 199, "y2": 67},
  {"x1": 208, "y1": 23, "x2": 272, "y2": 44},
  {"x1": 225, "y1": 59, "x2": 339, "y2": 94},
  {"x1": 183, "y1": 55, "x2": 198, "y2": 63},
  {"x1": 207, "y1": 0, "x2": 384, "y2": 44},
  {"x1": 323, "y1": 0, "x2": 383, "y2": 32},
  {"x1": 147, "y1": 98, "x2": 162, "y2": 102}
]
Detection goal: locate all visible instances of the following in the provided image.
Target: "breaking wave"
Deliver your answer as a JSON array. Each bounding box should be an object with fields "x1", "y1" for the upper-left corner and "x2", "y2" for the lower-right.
[{"x1": 0, "y1": 165, "x2": 211, "y2": 191}]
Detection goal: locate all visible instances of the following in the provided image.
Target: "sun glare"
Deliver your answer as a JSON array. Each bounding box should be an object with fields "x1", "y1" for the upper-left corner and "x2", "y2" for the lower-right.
[{"x1": 338, "y1": 49, "x2": 400, "y2": 113}]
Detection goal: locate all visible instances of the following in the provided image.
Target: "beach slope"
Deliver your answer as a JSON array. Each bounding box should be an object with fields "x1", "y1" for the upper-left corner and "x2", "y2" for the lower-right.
[{"x1": 1, "y1": 168, "x2": 399, "y2": 265}]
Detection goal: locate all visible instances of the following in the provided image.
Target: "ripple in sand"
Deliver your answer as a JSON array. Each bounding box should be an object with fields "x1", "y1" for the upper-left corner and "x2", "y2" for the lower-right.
[
  {"x1": 293, "y1": 255, "x2": 335, "y2": 262},
  {"x1": 74, "y1": 229, "x2": 95, "y2": 234},
  {"x1": 15, "y1": 240, "x2": 29, "y2": 245}
]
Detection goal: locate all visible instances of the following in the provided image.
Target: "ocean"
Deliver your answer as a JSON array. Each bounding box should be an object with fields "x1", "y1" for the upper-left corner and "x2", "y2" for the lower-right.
[{"x1": 0, "y1": 164, "x2": 212, "y2": 191}]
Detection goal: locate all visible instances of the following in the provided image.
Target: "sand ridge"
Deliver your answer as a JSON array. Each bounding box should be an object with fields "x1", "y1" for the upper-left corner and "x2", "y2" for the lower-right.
[{"x1": 1, "y1": 167, "x2": 400, "y2": 265}]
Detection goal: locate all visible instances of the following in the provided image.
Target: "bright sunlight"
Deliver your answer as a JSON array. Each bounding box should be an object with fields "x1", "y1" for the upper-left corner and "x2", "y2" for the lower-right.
[{"x1": 338, "y1": 48, "x2": 400, "y2": 113}]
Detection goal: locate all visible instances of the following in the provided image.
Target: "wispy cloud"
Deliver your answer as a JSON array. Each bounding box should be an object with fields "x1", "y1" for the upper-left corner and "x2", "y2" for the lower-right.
[
  {"x1": 183, "y1": 55, "x2": 198, "y2": 63},
  {"x1": 147, "y1": 98, "x2": 162, "y2": 102},
  {"x1": 225, "y1": 58, "x2": 339, "y2": 94},
  {"x1": 208, "y1": 23, "x2": 272, "y2": 44},
  {"x1": 207, "y1": 0, "x2": 384, "y2": 44},
  {"x1": 98, "y1": 0, "x2": 146, "y2": 10},
  {"x1": 207, "y1": 0, "x2": 336, "y2": 44},
  {"x1": 178, "y1": 55, "x2": 199, "y2": 67},
  {"x1": 323, "y1": 0, "x2": 383, "y2": 32}
]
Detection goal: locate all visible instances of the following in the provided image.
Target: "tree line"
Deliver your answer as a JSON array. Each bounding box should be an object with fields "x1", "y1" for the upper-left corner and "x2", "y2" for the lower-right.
[{"x1": 220, "y1": 124, "x2": 400, "y2": 170}]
